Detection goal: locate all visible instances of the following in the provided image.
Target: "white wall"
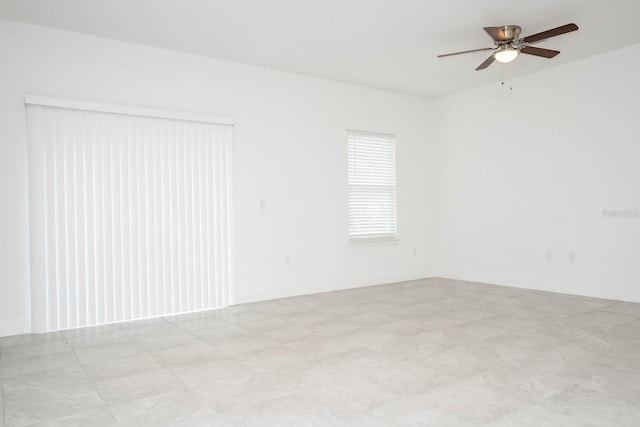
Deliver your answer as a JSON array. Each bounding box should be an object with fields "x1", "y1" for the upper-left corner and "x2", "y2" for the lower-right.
[
  {"x1": 433, "y1": 43, "x2": 640, "y2": 302},
  {"x1": 0, "y1": 20, "x2": 436, "y2": 336}
]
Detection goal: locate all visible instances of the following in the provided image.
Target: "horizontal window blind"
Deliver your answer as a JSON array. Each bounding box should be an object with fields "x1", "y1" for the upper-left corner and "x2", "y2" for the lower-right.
[
  {"x1": 347, "y1": 129, "x2": 397, "y2": 242},
  {"x1": 26, "y1": 99, "x2": 233, "y2": 332}
]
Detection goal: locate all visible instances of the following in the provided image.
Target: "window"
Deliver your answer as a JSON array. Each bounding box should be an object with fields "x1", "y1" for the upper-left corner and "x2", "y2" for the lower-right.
[
  {"x1": 347, "y1": 129, "x2": 397, "y2": 242},
  {"x1": 26, "y1": 95, "x2": 234, "y2": 332}
]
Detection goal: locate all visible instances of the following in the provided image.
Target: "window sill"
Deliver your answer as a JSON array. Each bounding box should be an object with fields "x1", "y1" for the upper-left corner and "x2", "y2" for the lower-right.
[{"x1": 349, "y1": 237, "x2": 399, "y2": 245}]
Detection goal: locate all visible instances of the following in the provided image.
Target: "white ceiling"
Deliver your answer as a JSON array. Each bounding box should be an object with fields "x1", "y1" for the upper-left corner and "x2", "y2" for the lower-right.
[{"x1": 1, "y1": 0, "x2": 639, "y2": 98}]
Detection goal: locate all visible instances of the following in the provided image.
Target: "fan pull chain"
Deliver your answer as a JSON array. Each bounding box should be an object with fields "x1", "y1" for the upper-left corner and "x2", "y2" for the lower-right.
[
  {"x1": 508, "y1": 62, "x2": 513, "y2": 93},
  {"x1": 500, "y1": 63, "x2": 514, "y2": 93}
]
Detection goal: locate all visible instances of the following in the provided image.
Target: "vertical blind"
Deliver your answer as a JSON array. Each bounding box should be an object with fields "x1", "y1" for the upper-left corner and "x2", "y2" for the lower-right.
[
  {"x1": 26, "y1": 98, "x2": 233, "y2": 332},
  {"x1": 347, "y1": 129, "x2": 397, "y2": 242}
]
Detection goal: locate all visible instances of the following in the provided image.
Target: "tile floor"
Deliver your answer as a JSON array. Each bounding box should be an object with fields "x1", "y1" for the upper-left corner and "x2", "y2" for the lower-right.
[{"x1": 1, "y1": 277, "x2": 640, "y2": 426}]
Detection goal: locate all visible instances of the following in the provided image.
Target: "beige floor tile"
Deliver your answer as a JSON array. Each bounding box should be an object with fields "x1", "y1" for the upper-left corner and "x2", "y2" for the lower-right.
[
  {"x1": 2, "y1": 278, "x2": 639, "y2": 425},
  {"x1": 119, "y1": 320, "x2": 183, "y2": 340},
  {"x1": 234, "y1": 345, "x2": 308, "y2": 372},
  {"x1": 481, "y1": 314, "x2": 550, "y2": 331},
  {"x1": 344, "y1": 312, "x2": 400, "y2": 326},
  {"x1": 212, "y1": 310, "x2": 278, "y2": 324},
  {"x1": 1, "y1": 350, "x2": 80, "y2": 379},
  {"x1": 421, "y1": 375, "x2": 529, "y2": 424},
  {"x1": 446, "y1": 337, "x2": 541, "y2": 368},
  {"x1": 194, "y1": 371, "x2": 303, "y2": 413},
  {"x1": 132, "y1": 330, "x2": 203, "y2": 352},
  {"x1": 169, "y1": 357, "x2": 256, "y2": 388},
  {"x1": 189, "y1": 324, "x2": 253, "y2": 344},
  {"x1": 0, "y1": 332, "x2": 63, "y2": 350},
  {"x1": 517, "y1": 322, "x2": 596, "y2": 343},
  {"x1": 92, "y1": 368, "x2": 185, "y2": 404},
  {"x1": 607, "y1": 322, "x2": 640, "y2": 339},
  {"x1": 603, "y1": 301, "x2": 640, "y2": 316},
  {"x1": 276, "y1": 310, "x2": 337, "y2": 325},
  {"x1": 331, "y1": 325, "x2": 399, "y2": 347},
  {"x1": 64, "y1": 329, "x2": 134, "y2": 349},
  {"x1": 2, "y1": 367, "x2": 105, "y2": 426},
  {"x1": 110, "y1": 388, "x2": 228, "y2": 426},
  {"x1": 542, "y1": 341, "x2": 634, "y2": 368},
  {"x1": 239, "y1": 317, "x2": 291, "y2": 332},
  {"x1": 488, "y1": 330, "x2": 565, "y2": 352},
  {"x1": 581, "y1": 368, "x2": 640, "y2": 405},
  {"x1": 532, "y1": 301, "x2": 594, "y2": 316},
  {"x1": 470, "y1": 362, "x2": 598, "y2": 405},
  {"x1": 581, "y1": 332, "x2": 640, "y2": 356},
  {"x1": 225, "y1": 394, "x2": 348, "y2": 427},
  {"x1": 151, "y1": 341, "x2": 228, "y2": 367},
  {"x1": 445, "y1": 320, "x2": 513, "y2": 340},
  {"x1": 166, "y1": 316, "x2": 231, "y2": 332},
  {"x1": 324, "y1": 348, "x2": 456, "y2": 396},
  {"x1": 367, "y1": 393, "x2": 474, "y2": 426},
  {"x1": 317, "y1": 303, "x2": 368, "y2": 318},
  {"x1": 413, "y1": 347, "x2": 492, "y2": 378},
  {"x1": 384, "y1": 301, "x2": 446, "y2": 318},
  {"x1": 367, "y1": 334, "x2": 451, "y2": 361},
  {"x1": 374, "y1": 319, "x2": 434, "y2": 335},
  {"x1": 1, "y1": 339, "x2": 70, "y2": 364},
  {"x1": 81, "y1": 352, "x2": 164, "y2": 382},
  {"x1": 38, "y1": 408, "x2": 117, "y2": 427},
  {"x1": 307, "y1": 318, "x2": 364, "y2": 335},
  {"x1": 486, "y1": 404, "x2": 596, "y2": 426},
  {"x1": 263, "y1": 326, "x2": 329, "y2": 343},
  {"x1": 193, "y1": 360, "x2": 348, "y2": 414},
  {"x1": 212, "y1": 333, "x2": 278, "y2": 356},
  {"x1": 73, "y1": 341, "x2": 145, "y2": 365},
  {"x1": 538, "y1": 386, "x2": 640, "y2": 426},
  {"x1": 296, "y1": 374, "x2": 401, "y2": 418},
  {"x1": 564, "y1": 309, "x2": 639, "y2": 332},
  {"x1": 283, "y1": 335, "x2": 359, "y2": 360}
]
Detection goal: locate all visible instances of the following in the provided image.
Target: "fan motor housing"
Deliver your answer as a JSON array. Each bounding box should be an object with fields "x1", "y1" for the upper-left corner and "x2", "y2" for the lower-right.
[{"x1": 498, "y1": 25, "x2": 522, "y2": 44}]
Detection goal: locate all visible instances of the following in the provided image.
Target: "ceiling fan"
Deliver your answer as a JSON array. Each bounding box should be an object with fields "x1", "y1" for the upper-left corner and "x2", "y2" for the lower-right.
[{"x1": 438, "y1": 23, "x2": 579, "y2": 70}]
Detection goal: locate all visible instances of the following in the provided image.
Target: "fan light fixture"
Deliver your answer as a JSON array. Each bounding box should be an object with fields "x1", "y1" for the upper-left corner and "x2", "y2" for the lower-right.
[{"x1": 494, "y1": 47, "x2": 519, "y2": 64}]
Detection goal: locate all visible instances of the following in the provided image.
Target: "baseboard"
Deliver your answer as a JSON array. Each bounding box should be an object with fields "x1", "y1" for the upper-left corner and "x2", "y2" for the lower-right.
[
  {"x1": 0, "y1": 320, "x2": 31, "y2": 338},
  {"x1": 234, "y1": 271, "x2": 434, "y2": 305},
  {"x1": 438, "y1": 270, "x2": 640, "y2": 304}
]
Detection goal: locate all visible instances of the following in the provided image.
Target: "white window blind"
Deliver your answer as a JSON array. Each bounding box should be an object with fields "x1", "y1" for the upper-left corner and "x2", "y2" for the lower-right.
[
  {"x1": 347, "y1": 129, "x2": 397, "y2": 242},
  {"x1": 26, "y1": 97, "x2": 234, "y2": 332}
]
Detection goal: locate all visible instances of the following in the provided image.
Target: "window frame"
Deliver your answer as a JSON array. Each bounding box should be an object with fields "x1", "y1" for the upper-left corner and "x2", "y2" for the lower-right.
[{"x1": 347, "y1": 129, "x2": 398, "y2": 244}]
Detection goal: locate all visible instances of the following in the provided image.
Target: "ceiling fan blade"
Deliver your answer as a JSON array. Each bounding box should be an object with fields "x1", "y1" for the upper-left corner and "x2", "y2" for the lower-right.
[
  {"x1": 438, "y1": 47, "x2": 493, "y2": 58},
  {"x1": 475, "y1": 55, "x2": 495, "y2": 70},
  {"x1": 522, "y1": 23, "x2": 579, "y2": 44},
  {"x1": 484, "y1": 25, "x2": 521, "y2": 42},
  {"x1": 521, "y1": 46, "x2": 560, "y2": 58}
]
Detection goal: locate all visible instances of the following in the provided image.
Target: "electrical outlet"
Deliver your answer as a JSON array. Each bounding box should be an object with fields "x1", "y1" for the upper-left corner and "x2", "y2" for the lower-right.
[
  {"x1": 569, "y1": 253, "x2": 576, "y2": 263},
  {"x1": 546, "y1": 251, "x2": 552, "y2": 262},
  {"x1": 412, "y1": 247, "x2": 417, "y2": 255}
]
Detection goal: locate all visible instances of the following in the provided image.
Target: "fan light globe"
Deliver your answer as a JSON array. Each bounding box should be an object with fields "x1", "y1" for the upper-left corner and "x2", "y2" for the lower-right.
[{"x1": 494, "y1": 48, "x2": 519, "y2": 64}]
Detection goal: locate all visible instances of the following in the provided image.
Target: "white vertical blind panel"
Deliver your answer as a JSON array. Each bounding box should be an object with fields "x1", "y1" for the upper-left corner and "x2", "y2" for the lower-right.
[
  {"x1": 347, "y1": 129, "x2": 397, "y2": 242},
  {"x1": 27, "y1": 105, "x2": 233, "y2": 332}
]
